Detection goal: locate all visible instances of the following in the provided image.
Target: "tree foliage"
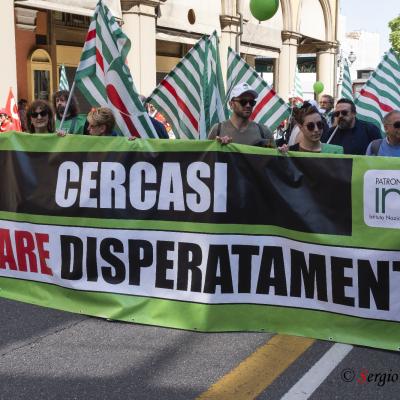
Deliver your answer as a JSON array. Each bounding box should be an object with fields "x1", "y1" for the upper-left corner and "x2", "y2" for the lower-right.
[{"x1": 388, "y1": 15, "x2": 400, "y2": 54}]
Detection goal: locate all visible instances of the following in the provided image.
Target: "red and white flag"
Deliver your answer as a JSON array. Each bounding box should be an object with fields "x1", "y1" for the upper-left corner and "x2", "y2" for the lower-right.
[{"x1": 5, "y1": 88, "x2": 22, "y2": 131}]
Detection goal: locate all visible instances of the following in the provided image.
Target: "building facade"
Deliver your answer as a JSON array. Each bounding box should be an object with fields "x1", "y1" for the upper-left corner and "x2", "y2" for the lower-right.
[{"x1": 1, "y1": 0, "x2": 340, "y2": 108}]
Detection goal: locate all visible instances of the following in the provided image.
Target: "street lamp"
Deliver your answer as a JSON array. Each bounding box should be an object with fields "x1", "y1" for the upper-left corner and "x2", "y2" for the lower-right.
[{"x1": 348, "y1": 51, "x2": 357, "y2": 65}]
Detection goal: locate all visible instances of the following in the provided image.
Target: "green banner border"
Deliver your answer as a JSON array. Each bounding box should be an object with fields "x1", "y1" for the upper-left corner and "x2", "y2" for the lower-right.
[{"x1": 0, "y1": 277, "x2": 398, "y2": 351}]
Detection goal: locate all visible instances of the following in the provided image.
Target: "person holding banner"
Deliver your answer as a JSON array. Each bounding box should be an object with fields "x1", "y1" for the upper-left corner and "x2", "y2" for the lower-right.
[
  {"x1": 53, "y1": 90, "x2": 87, "y2": 134},
  {"x1": 27, "y1": 100, "x2": 55, "y2": 134},
  {"x1": 86, "y1": 107, "x2": 116, "y2": 136},
  {"x1": 366, "y1": 110, "x2": 400, "y2": 157},
  {"x1": 208, "y1": 82, "x2": 274, "y2": 146},
  {"x1": 289, "y1": 106, "x2": 343, "y2": 154},
  {"x1": 321, "y1": 98, "x2": 381, "y2": 155}
]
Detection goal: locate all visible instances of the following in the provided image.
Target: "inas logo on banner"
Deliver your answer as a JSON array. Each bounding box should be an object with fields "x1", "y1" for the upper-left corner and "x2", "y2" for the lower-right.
[{"x1": 364, "y1": 170, "x2": 400, "y2": 228}]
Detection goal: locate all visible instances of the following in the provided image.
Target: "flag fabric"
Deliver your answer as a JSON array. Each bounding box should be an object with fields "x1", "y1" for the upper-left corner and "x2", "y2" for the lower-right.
[
  {"x1": 293, "y1": 65, "x2": 304, "y2": 100},
  {"x1": 5, "y1": 88, "x2": 21, "y2": 131},
  {"x1": 226, "y1": 47, "x2": 290, "y2": 131},
  {"x1": 204, "y1": 32, "x2": 229, "y2": 138},
  {"x1": 75, "y1": 0, "x2": 157, "y2": 137},
  {"x1": 354, "y1": 49, "x2": 400, "y2": 131},
  {"x1": 148, "y1": 31, "x2": 228, "y2": 140},
  {"x1": 59, "y1": 65, "x2": 70, "y2": 91},
  {"x1": 341, "y1": 59, "x2": 353, "y2": 100}
]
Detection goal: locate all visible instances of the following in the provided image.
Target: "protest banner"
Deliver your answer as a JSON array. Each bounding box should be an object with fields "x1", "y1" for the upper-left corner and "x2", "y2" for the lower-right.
[{"x1": 0, "y1": 132, "x2": 399, "y2": 351}]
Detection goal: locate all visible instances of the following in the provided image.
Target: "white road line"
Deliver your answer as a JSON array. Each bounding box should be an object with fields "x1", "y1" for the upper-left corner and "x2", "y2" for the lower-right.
[{"x1": 280, "y1": 343, "x2": 353, "y2": 400}]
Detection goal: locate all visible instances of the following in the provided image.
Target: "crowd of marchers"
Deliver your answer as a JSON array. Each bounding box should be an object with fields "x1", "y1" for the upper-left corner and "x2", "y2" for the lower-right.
[{"x1": 1, "y1": 84, "x2": 399, "y2": 157}]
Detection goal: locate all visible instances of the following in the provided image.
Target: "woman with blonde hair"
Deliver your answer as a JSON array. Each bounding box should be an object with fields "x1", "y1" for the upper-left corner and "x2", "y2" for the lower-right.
[
  {"x1": 27, "y1": 100, "x2": 55, "y2": 133},
  {"x1": 86, "y1": 107, "x2": 116, "y2": 136}
]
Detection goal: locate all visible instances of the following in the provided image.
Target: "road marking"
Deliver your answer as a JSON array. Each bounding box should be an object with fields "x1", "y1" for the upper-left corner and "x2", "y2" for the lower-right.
[
  {"x1": 280, "y1": 343, "x2": 353, "y2": 400},
  {"x1": 197, "y1": 334, "x2": 314, "y2": 400}
]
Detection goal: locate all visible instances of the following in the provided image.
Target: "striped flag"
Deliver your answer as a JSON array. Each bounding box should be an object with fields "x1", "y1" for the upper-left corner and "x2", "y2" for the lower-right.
[
  {"x1": 341, "y1": 59, "x2": 353, "y2": 100},
  {"x1": 75, "y1": 0, "x2": 156, "y2": 137},
  {"x1": 59, "y1": 65, "x2": 69, "y2": 91},
  {"x1": 355, "y1": 49, "x2": 400, "y2": 131},
  {"x1": 293, "y1": 65, "x2": 304, "y2": 100},
  {"x1": 148, "y1": 31, "x2": 228, "y2": 140},
  {"x1": 227, "y1": 47, "x2": 290, "y2": 131}
]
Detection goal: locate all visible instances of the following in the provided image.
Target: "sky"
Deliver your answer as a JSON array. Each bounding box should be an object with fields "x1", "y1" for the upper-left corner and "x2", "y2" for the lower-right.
[{"x1": 340, "y1": 0, "x2": 398, "y2": 54}]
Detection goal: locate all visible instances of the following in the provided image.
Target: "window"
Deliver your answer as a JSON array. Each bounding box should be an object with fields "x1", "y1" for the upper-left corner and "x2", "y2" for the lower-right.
[{"x1": 28, "y1": 49, "x2": 53, "y2": 101}]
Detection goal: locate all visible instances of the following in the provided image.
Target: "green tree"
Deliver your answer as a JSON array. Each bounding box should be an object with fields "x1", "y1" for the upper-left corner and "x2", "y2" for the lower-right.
[{"x1": 388, "y1": 15, "x2": 400, "y2": 53}]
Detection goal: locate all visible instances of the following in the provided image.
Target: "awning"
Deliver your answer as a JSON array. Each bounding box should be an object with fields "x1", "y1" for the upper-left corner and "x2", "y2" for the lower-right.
[{"x1": 14, "y1": 0, "x2": 122, "y2": 19}]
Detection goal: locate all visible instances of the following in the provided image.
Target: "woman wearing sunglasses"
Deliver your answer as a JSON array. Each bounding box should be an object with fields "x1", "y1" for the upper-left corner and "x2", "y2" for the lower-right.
[
  {"x1": 289, "y1": 106, "x2": 343, "y2": 154},
  {"x1": 27, "y1": 100, "x2": 55, "y2": 133}
]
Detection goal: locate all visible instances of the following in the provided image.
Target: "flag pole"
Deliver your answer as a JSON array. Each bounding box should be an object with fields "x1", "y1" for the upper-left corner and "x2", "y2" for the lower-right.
[
  {"x1": 58, "y1": 81, "x2": 76, "y2": 133},
  {"x1": 326, "y1": 125, "x2": 339, "y2": 144}
]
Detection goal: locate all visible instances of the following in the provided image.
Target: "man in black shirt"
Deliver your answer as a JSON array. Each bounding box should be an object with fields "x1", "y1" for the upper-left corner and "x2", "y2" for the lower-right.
[{"x1": 321, "y1": 98, "x2": 381, "y2": 155}]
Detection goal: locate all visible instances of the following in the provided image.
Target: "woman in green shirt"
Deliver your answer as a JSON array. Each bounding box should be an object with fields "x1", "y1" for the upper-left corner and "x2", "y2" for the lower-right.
[{"x1": 289, "y1": 106, "x2": 343, "y2": 154}]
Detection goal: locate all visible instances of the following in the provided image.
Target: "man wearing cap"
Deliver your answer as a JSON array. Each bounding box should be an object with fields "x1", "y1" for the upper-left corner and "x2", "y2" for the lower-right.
[
  {"x1": 0, "y1": 109, "x2": 13, "y2": 132},
  {"x1": 208, "y1": 82, "x2": 274, "y2": 146}
]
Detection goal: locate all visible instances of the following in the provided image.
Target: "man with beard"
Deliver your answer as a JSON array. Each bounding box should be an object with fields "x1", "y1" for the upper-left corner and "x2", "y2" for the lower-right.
[
  {"x1": 208, "y1": 82, "x2": 274, "y2": 146},
  {"x1": 53, "y1": 90, "x2": 87, "y2": 134},
  {"x1": 321, "y1": 98, "x2": 381, "y2": 154}
]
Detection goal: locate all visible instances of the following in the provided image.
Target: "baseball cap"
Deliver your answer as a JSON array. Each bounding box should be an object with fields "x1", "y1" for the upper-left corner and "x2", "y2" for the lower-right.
[{"x1": 229, "y1": 82, "x2": 258, "y2": 101}]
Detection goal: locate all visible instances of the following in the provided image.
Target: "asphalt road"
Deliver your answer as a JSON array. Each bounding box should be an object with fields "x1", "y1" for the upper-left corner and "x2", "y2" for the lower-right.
[{"x1": 1, "y1": 298, "x2": 399, "y2": 400}]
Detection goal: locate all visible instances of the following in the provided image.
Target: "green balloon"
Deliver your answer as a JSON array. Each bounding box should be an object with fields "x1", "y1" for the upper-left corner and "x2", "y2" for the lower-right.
[
  {"x1": 313, "y1": 81, "x2": 324, "y2": 94},
  {"x1": 249, "y1": 0, "x2": 279, "y2": 21}
]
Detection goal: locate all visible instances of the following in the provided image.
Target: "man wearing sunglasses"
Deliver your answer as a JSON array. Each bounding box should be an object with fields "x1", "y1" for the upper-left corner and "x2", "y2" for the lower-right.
[
  {"x1": 208, "y1": 82, "x2": 274, "y2": 146},
  {"x1": 366, "y1": 110, "x2": 400, "y2": 156},
  {"x1": 321, "y1": 98, "x2": 381, "y2": 154}
]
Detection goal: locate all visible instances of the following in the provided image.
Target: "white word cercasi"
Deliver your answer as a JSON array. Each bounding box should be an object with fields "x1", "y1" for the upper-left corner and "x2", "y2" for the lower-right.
[{"x1": 55, "y1": 161, "x2": 228, "y2": 213}]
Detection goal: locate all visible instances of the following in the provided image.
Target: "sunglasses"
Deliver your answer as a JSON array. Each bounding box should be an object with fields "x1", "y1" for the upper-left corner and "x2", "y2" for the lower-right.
[
  {"x1": 305, "y1": 121, "x2": 323, "y2": 131},
  {"x1": 334, "y1": 110, "x2": 350, "y2": 118},
  {"x1": 31, "y1": 110, "x2": 48, "y2": 118},
  {"x1": 232, "y1": 99, "x2": 257, "y2": 107},
  {"x1": 386, "y1": 121, "x2": 400, "y2": 129}
]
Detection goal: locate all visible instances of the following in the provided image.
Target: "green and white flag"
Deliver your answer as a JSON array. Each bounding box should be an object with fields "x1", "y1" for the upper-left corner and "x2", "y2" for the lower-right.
[
  {"x1": 148, "y1": 31, "x2": 228, "y2": 140},
  {"x1": 227, "y1": 47, "x2": 290, "y2": 131},
  {"x1": 341, "y1": 59, "x2": 353, "y2": 100},
  {"x1": 354, "y1": 49, "x2": 400, "y2": 131},
  {"x1": 59, "y1": 65, "x2": 69, "y2": 91},
  {"x1": 75, "y1": 0, "x2": 157, "y2": 137},
  {"x1": 293, "y1": 65, "x2": 304, "y2": 100}
]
